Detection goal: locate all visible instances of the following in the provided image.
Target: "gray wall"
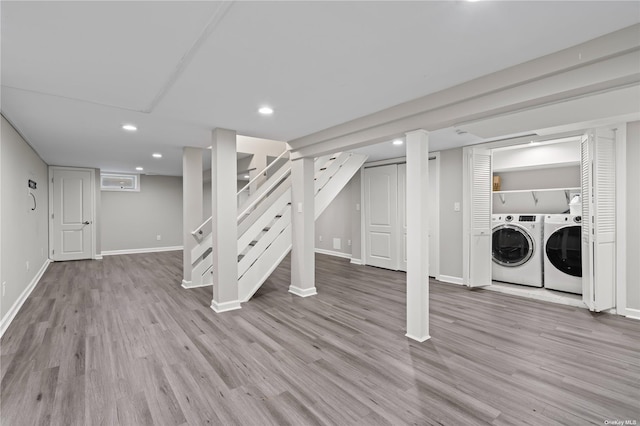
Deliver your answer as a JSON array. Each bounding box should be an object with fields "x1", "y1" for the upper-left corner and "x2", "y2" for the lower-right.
[
  {"x1": 627, "y1": 121, "x2": 640, "y2": 311},
  {"x1": 315, "y1": 175, "x2": 355, "y2": 256},
  {"x1": 439, "y1": 148, "x2": 464, "y2": 279},
  {"x1": 493, "y1": 165, "x2": 580, "y2": 214},
  {"x1": 1, "y1": 116, "x2": 49, "y2": 323},
  {"x1": 101, "y1": 175, "x2": 182, "y2": 252}
]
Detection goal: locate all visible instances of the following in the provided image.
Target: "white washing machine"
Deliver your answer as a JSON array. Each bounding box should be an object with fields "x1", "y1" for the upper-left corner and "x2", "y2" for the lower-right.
[
  {"x1": 544, "y1": 214, "x2": 583, "y2": 294},
  {"x1": 491, "y1": 214, "x2": 544, "y2": 287}
]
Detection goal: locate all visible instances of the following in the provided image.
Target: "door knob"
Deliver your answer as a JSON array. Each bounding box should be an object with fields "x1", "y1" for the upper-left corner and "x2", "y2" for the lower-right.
[{"x1": 83, "y1": 221, "x2": 91, "y2": 225}]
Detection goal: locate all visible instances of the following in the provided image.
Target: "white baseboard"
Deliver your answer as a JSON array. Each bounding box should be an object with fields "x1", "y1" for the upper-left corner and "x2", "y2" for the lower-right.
[
  {"x1": 0, "y1": 259, "x2": 50, "y2": 338},
  {"x1": 211, "y1": 299, "x2": 241, "y2": 313},
  {"x1": 438, "y1": 275, "x2": 464, "y2": 285},
  {"x1": 350, "y1": 258, "x2": 363, "y2": 265},
  {"x1": 626, "y1": 308, "x2": 640, "y2": 320},
  {"x1": 181, "y1": 279, "x2": 212, "y2": 289},
  {"x1": 94, "y1": 254, "x2": 103, "y2": 260},
  {"x1": 405, "y1": 333, "x2": 431, "y2": 343},
  {"x1": 315, "y1": 248, "x2": 352, "y2": 259},
  {"x1": 102, "y1": 246, "x2": 183, "y2": 256},
  {"x1": 289, "y1": 285, "x2": 318, "y2": 298}
]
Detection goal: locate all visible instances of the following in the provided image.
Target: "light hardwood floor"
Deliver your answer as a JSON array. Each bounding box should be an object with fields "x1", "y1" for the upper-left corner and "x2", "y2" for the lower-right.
[{"x1": 1, "y1": 251, "x2": 639, "y2": 425}]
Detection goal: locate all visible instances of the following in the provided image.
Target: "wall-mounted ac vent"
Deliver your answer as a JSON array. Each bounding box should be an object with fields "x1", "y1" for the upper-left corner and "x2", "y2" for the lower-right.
[{"x1": 100, "y1": 173, "x2": 140, "y2": 192}]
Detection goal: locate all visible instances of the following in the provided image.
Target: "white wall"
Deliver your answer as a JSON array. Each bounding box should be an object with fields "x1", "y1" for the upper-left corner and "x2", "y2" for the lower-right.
[
  {"x1": 315, "y1": 175, "x2": 355, "y2": 257},
  {"x1": 1, "y1": 116, "x2": 49, "y2": 327},
  {"x1": 627, "y1": 121, "x2": 640, "y2": 311},
  {"x1": 101, "y1": 175, "x2": 182, "y2": 252}
]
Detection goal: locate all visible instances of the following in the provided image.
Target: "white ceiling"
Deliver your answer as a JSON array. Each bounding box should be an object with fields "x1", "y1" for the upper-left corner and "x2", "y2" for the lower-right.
[{"x1": 2, "y1": 1, "x2": 639, "y2": 175}]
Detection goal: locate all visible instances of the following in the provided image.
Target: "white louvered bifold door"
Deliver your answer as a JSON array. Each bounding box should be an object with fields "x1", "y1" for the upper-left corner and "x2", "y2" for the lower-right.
[
  {"x1": 581, "y1": 129, "x2": 616, "y2": 311},
  {"x1": 468, "y1": 148, "x2": 492, "y2": 287}
]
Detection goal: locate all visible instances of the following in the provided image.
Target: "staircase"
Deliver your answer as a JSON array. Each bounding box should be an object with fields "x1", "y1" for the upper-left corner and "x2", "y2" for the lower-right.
[{"x1": 189, "y1": 151, "x2": 368, "y2": 303}]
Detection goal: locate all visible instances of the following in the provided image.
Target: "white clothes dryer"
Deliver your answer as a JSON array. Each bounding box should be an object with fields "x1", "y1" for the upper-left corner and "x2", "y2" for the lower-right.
[
  {"x1": 491, "y1": 214, "x2": 544, "y2": 287},
  {"x1": 544, "y1": 214, "x2": 582, "y2": 294}
]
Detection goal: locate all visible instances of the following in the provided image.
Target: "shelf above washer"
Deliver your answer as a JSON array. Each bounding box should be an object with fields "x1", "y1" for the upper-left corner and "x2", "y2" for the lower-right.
[{"x1": 493, "y1": 187, "x2": 580, "y2": 204}]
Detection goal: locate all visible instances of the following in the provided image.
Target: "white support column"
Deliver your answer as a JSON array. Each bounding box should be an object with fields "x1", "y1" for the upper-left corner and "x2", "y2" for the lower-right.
[
  {"x1": 211, "y1": 128, "x2": 241, "y2": 312},
  {"x1": 289, "y1": 157, "x2": 317, "y2": 297},
  {"x1": 182, "y1": 147, "x2": 203, "y2": 288},
  {"x1": 405, "y1": 129, "x2": 430, "y2": 342}
]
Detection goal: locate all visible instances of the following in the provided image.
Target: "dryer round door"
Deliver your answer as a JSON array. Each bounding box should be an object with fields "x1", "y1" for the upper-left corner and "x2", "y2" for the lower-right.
[
  {"x1": 492, "y1": 224, "x2": 534, "y2": 267},
  {"x1": 545, "y1": 225, "x2": 582, "y2": 277}
]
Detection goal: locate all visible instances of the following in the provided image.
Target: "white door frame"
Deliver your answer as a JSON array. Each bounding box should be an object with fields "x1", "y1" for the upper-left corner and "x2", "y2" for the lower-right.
[
  {"x1": 462, "y1": 124, "x2": 628, "y2": 316},
  {"x1": 359, "y1": 154, "x2": 440, "y2": 279},
  {"x1": 48, "y1": 166, "x2": 98, "y2": 261}
]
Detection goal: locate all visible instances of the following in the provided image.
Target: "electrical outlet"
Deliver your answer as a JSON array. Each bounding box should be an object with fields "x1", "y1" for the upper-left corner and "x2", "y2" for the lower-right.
[
  {"x1": 356, "y1": 203, "x2": 360, "y2": 211},
  {"x1": 2, "y1": 282, "x2": 6, "y2": 297},
  {"x1": 156, "y1": 235, "x2": 161, "y2": 241},
  {"x1": 348, "y1": 239, "x2": 352, "y2": 246},
  {"x1": 319, "y1": 235, "x2": 323, "y2": 242},
  {"x1": 454, "y1": 202, "x2": 461, "y2": 212},
  {"x1": 333, "y1": 238, "x2": 341, "y2": 250}
]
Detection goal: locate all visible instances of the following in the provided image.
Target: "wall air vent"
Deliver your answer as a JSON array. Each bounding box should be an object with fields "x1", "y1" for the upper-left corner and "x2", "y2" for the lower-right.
[{"x1": 100, "y1": 173, "x2": 140, "y2": 192}]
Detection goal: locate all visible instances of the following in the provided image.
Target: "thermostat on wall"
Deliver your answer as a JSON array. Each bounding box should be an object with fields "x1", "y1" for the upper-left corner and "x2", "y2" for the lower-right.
[{"x1": 28, "y1": 179, "x2": 37, "y2": 189}]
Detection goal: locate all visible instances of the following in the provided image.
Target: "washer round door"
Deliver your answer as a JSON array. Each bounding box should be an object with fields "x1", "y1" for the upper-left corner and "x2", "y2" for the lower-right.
[
  {"x1": 545, "y1": 225, "x2": 582, "y2": 277},
  {"x1": 492, "y1": 224, "x2": 534, "y2": 267}
]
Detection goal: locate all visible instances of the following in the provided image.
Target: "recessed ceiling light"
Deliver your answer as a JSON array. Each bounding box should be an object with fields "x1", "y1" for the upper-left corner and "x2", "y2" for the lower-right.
[
  {"x1": 136, "y1": 167, "x2": 143, "y2": 171},
  {"x1": 122, "y1": 124, "x2": 137, "y2": 131},
  {"x1": 258, "y1": 106, "x2": 274, "y2": 115},
  {"x1": 152, "y1": 153, "x2": 162, "y2": 158},
  {"x1": 393, "y1": 139, "x2": 404, "y2": 145}
]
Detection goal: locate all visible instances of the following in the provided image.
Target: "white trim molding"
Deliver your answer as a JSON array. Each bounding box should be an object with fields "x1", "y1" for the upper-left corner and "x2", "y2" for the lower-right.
[
  {"x1": 102, "y1": 246, "x2": 183, "y2": 256},
  {"x1": 626, "y1": 308, "x2": 640, "y2": 321},
  {"x1": 350, "y1": 258, "x2": 363, "y2": 265},
  {"x1": 94, "y1": 254, "x2": 103, "y2": 260},
  {"x1": 405, "y1": 333, "x2": 431, "y2": 343},
  {"x1": 315, "y1": 248, "x2": 351, "y2": 259},
  {"x1": 210, "y1": 300, "x2": 241, "y2": 313},
  {"x1": 181, "y1": 279, "x2": 212, "y2": 289},
  {"x1": 438, "y1": 275, "x2": 464, "y2": 285},
  {"x1": 0, "y1": 259, "x2": 50, "y2": 338},
  {"x1": 288, "y1": 285, "x2": 318, "y2": 298}
]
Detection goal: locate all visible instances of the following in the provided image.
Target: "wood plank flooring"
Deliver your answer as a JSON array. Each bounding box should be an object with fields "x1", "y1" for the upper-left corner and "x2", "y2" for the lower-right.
[{"x1": 2, "y1": 251, "x2": 639, "y2": 425}]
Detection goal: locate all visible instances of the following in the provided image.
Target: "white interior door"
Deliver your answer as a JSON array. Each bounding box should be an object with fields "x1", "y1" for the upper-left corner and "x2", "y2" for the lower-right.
[
  {"x1": 51, "y1": 167, "x2": 94, "y2": 261},
  {"x1": 364, "y1": 164, "x2": 398, "y2": 270},
  {"x1": 397, "y1": 164, "x2": 407, "y2": 272},
  {"x1": 581, "y1": 129, "x2": 616, "y2": 311},
  {"x1": 468, "y1": 148, "x2": 492, "y2": 287}
]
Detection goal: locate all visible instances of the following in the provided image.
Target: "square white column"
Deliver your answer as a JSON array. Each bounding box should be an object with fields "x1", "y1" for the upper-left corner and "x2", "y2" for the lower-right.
[
  {"x1": 289, "y1": 157, "x2": 317, "y2": 297},
  {"x1": 182, "y1": 147, "x2": 203, "y2": 287},
  {"x1": 405, "y1": 129, "x2": 430, "y2": 342},
  {"x1": 211, "y1": 128, "x2": 240, "y2": 312}
]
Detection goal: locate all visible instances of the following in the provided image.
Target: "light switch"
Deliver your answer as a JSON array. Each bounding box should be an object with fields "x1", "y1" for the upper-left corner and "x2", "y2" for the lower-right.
[
  {"x1": 298, "y1": 202, "x2": 303, "y2": 213},
  {"x1": 356, "y1": 203, "x2": 360, "y2": 211},
  {"x1": 454, "y1": 202, "x2": 460, "y2": 212}
]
